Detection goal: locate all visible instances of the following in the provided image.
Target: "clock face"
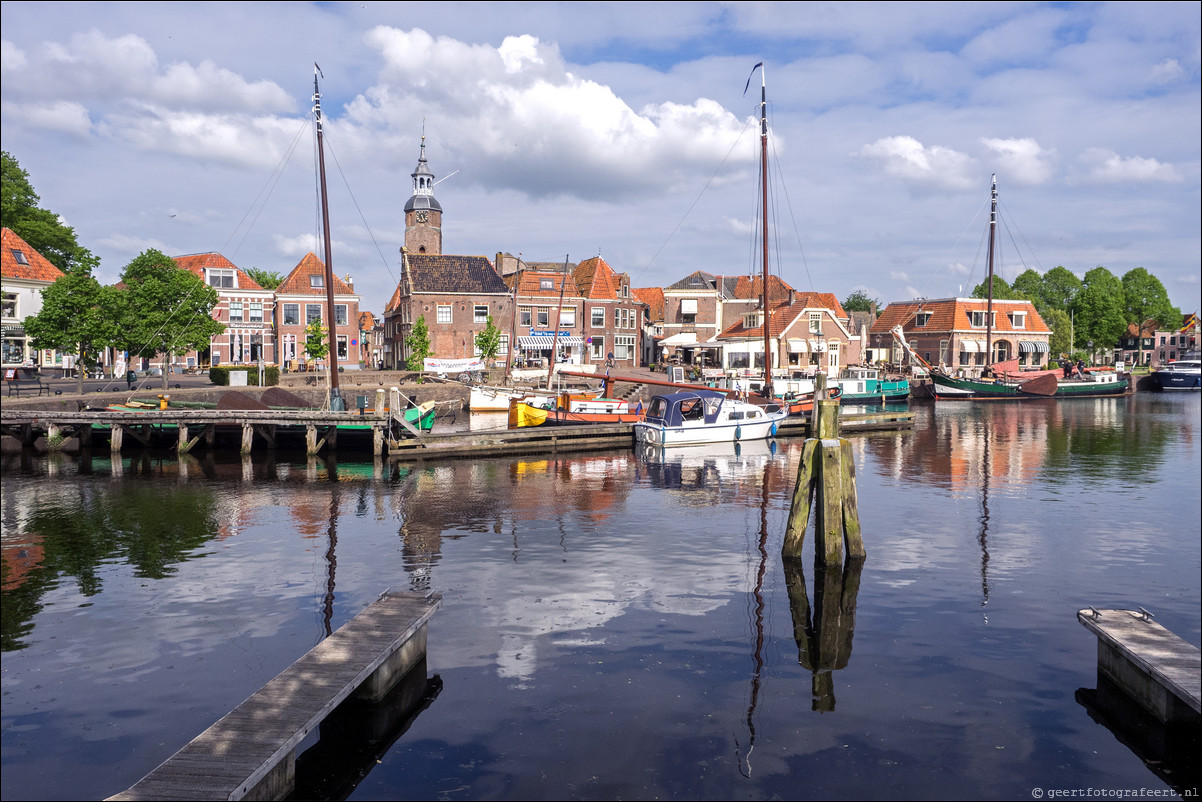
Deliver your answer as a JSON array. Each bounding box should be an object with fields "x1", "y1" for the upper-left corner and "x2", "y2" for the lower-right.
[{"x1": 415, "y1": 210, "x2": 428, "y2": 223}]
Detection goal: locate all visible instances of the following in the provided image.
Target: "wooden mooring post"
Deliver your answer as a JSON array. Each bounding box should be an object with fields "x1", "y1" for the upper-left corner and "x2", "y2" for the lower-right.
[{"x1": 783, "y1": 374, "x2": 865, "y2": 563}]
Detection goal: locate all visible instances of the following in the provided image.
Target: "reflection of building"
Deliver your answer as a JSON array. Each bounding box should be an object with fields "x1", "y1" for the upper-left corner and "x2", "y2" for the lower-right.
[{"x1": 1, "y1": 228, "x2": 64, "y2": 368}]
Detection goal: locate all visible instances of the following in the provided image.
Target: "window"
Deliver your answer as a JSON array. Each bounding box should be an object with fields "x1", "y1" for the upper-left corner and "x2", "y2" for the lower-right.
[
  {"x1": 971, "y1": 311, "x2": 995, "y2": 328},
  {"x1": 559, "y1": 307, "x2": 575, "y2": 327},
  {"x1": 614, "y1": 335, "x2": 635, "y2": 360},
  {"x1": 336, "y1": 335, "x2": 348, "y2": 360},
  {"x1": 1009, "y1": 312, "x2": 1026, "y2": 329},
  {"x1": 283, "y1": 304, "x2": 299, "y2": 325},
  {"x1": 540, "y1": 278, "x2": 555, "y2": 291},
  {"x1": 590, "y1": 336, "x2": 605, "y2": 359},
  {"x1": 437, "y1": 305, "x2": 452, "y2": 324},
  {"x1": 2, "y1": 292, "x2": 17, "y2": 320},
  {"x1": 498, "y1": 334, "x2": 509, "y2": 356},
  {"x1": 207, "y1": 269, "x2": 235, "y2": 288},
  {"x1": 310, "y1": 275, "x2": 324, "y2": 288},
  {"x1": 475, "y1": 305, "x2": 489, "y2": 324},
  {"x1": 729, "y1": 352, "x2": 750, "y2": 369},
  {"x1": 520, "y1": 307, "x2": 532, "y2": 327},
  {"x1": 916, "y1": 312, "x2": 932, "y2": 327},
  {"x1": 229, "y1": 301, "x2": 244, "y2": 323},
  {"x1": 335, "y1": 305, "x2": 348, "y2": 326},
  {"x1": 536, "y1": 307, "x2": 550, "y2": 327},
  {"x1": 809, "y1": 312, "x2": 822, "y2": 334},
  {"x1": 591, "y1": 308, "x2": 605, "y2": 328},
  {"x1": 306, "y1": 304, "x2": 322, "y2": 324},
  {"x1": 249, "y1": 302, "x2": 263, "y2": 323}
]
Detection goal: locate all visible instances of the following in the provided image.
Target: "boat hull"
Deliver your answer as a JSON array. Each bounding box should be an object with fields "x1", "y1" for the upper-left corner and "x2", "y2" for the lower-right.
[
  {"x1": 1151, "y1": 369, "x2": 1201, "y2": 391},
  {"x1": 931, "y1": 372, "x2": 1128, "y2": 400}
]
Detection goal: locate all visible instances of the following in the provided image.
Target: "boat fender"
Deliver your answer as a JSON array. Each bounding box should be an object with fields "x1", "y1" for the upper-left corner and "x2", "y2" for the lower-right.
[
  {"x1": 828, "y1": 387, "x2": 843, "y2": 399},
  {"x1": 770, "y1": 422, "x2": 777, "y2": 437},
  {"x1": 735, "y1": 424, "x2": 742, "y2": 440}
]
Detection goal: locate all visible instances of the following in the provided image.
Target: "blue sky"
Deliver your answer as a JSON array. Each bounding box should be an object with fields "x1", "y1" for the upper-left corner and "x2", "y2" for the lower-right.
[{"x1": 2, "y1": 1, "x2": 1198, "y2": 316}]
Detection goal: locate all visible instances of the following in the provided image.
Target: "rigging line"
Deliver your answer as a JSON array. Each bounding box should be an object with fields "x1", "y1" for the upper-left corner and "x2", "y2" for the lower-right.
[
  {"x1": 223, "y1": 117, "x2": 311, "y2": 260},
  {"x1": 629, "y1": 114, "x2": 758, "y2": 285},
  {"x1": 767, "y1": 124, "x2": 815, "y2": 294},
  {"x1": 320, "y1": 129, "x2": 399, "y2": 286},
  {"x1": 997, "y1": 198, "x2": 1045, "y2": 274}
]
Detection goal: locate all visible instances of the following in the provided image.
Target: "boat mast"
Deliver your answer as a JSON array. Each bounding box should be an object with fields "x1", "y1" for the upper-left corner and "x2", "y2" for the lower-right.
[
  {"x1": 505, "y1": 254, "x2": 522, "y2": 384},
  {"x1": 754, "y1": 63, "x2": 772, "y2": 398},
  {"x1": 985, "y1": 174, "x2": 997, "y2": 369},
  {"x1": 313, "y1": 66, "x2": 341, "y2": 405},
  {"x1": 546, "y1": 255, "x2": 569, "y2": 390}
]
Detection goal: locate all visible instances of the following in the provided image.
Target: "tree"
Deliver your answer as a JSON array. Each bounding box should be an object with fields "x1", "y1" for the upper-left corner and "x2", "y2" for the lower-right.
[
  {"x1": 244, "y1": 268, "x2": 283, "y2": 290},
  {"x1": 119, "y1": 249, "x2": 225, "y2": 390},
  {"x1": 1, "y1": 151, "x2": 98, "y2": 274},
  {"x1": 842, "y1": 290, "x2": 880, "y2": 314},
  {"x1": 1071, "y1": 266, "x2": 1127, "y2": 360},
  {"x1": 1122, "y1": 267, "x2": 1180, "y2": 364},
  {"x1": 405, "y1": 315, "x2": 431, "y2": 379},
  {"x1": 303, "y1": 319, "x2": 329, "y2": 363},
  {"x1": 1043, "y1": 308, "x2": 1073, "y2": 361},
  {"x1": 970, "y1": 275, "x2": 1023, "y2": 301},
  {"x1": 23, "y1": 269, "x2": 123, "y2": 395},
  {"x1": 1011, "y1": 269, "x2": 1045, "y2": 311},
  {"x1": 1041, "y1": 266, "x2": 1082, "y2": 312},
  {"x1": 474, "y1": 315, "x2": 503, "y2": 363}
]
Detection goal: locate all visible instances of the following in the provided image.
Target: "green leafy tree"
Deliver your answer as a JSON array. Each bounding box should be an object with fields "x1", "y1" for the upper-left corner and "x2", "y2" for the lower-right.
[
  {"x1": 1011, "y1": 269, "x2": 1045, "y2": 311},
  {"x1": 474, "y1": 315, "x2": 503, "y2": 362},
  {"x1": 1121, "y1": 267, "x2": 1180, "y2": 363},
  {"x1": 970, "y1": 275, "x2": 1023, "y2": 301},
  {"x1": 244, "y1": 268, "x2": 283, "y2": 290},
  {"x1": 1, "y1": 151, "x2": 98, "y2": 273},
  {"x1": 119, "y1": 249, "x2": 225, "y2": 390},
  {"x1": 1041, "y1": 266, "x2": 1082, "y2": 312},
  {"x1": 1071, "y1": 266, "x2": 1127, "y2": 359},
  {"x1": 405, "y1": 315, "x2": 431, "y2": 380},
  {"x1": 1044, "y1": 308, "x2": 1073, "y2": 360},
  {"x1": 842, "y1": 290, "x2": 881, "y2": 314},
  {"x1": 303, "y1": 319, "x2": 329, "y2": 363},
  {"x1": 23, "y1": 269, "x2": 123, "y2": 394}
]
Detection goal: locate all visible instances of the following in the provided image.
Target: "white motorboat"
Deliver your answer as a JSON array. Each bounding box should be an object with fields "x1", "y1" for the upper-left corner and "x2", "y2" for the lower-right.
[{"x1": 632, "y1": 389, "x2": 788, "y2": 447}]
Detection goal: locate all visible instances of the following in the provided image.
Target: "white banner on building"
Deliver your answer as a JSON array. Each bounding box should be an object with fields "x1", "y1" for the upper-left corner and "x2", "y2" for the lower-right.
[{"x1": 423, "y1": 357, "x2": 486, "y2": 373}]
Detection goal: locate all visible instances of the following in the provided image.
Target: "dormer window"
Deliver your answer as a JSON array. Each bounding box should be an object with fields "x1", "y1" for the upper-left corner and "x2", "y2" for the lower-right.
[
  {"x1": 540, "y1": 278, "x2": 554, "y2": 291},
  {"x1": 1009, "y1": 311, "x2": 1026, "y2": 329},
  {"x1": 971, "y1": 310, "x2": 995, "y2": 328},
  {"x1": 744, "y1": 311, "x2": 763, "y2": 329},
  {"x1": 207, "y1": 268, "x2": 235, "y2": 288},
  {"x1": 916, "y1": 312, "x2": 932, "y2": 327},
  {"x1": 11, "y1": 249, "x2": 29, "y2": 265},
  {"x1": 310, "y1": 275, "x2": 324, "y2": 288}
]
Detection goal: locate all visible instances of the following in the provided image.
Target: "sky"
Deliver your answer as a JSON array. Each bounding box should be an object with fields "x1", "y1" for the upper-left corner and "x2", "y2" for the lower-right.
[{"x1": 2, "y1": 1, "x2": 1199, "y2": 317}]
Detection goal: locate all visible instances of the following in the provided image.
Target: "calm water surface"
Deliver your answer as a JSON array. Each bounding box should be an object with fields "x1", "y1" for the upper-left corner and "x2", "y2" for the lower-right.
[{"x1": 2, "y1": 394, "x2": 1199, "y2": 800}]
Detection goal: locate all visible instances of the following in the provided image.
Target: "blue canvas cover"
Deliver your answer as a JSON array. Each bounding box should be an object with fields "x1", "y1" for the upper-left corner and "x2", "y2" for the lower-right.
[{"x1": 644, "y1": 390, "x2": 727, "y2": 427}]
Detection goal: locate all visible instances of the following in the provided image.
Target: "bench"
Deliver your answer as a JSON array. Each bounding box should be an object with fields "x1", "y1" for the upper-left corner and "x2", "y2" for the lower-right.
[
  {"x1": 5, "y1": 376, "x2": 49, "y2": 397},
  {"x1": 109, "y1": 590, "x2": 441, "y2": 801}
]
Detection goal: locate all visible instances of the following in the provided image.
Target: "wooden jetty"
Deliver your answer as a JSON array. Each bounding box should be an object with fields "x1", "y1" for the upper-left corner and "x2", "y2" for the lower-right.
[
  {"x1": 1, "y1": 405, "x2": 912, "y2": 459},
  {"x1": 1077, "y1": 608, "x2": 1200, "y2": 725},
  {"x1": 108, "y1": 590, "x2": 441, "y2": 802}
]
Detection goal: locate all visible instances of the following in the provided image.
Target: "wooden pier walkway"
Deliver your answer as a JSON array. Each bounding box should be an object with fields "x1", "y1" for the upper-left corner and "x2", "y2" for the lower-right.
[
  {"x1": 107, "y1": 590, "x2": 440, "y2": 801},
  {"x1": 1077, "y1": 608, "x2": 1200, "y2": 724},
  {"x1": 1, "y1": 407, "x2": 912, "y2": 459}
]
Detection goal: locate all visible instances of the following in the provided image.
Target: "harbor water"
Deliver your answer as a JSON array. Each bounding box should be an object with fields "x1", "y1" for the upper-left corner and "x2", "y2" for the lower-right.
[{"x1": 1, "y1": 394, "x2": 1199, "y2": 800}]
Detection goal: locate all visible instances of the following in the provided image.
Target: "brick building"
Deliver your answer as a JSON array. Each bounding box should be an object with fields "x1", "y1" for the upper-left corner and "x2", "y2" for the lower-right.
[{"x1": 274, "y1": 253, "x2": 361, "y2": 370}]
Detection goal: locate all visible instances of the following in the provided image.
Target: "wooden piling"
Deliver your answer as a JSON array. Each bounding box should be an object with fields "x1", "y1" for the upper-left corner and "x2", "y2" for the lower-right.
[{"x1": 783, "y1": 384, "x2": 864, "y2": 563}]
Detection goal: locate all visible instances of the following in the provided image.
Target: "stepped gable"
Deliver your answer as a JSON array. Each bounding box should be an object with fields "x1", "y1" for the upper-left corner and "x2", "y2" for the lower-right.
[{"x1": 405, "y1": 254, "x2": 509, "y2": 294}]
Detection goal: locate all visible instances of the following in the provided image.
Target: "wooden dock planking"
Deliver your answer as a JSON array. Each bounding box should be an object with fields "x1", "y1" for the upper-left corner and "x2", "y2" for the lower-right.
[
  {"x1": 1077, "y1": 608, "x2": 1201, "y2": 724},
  {"x1": 108, "y1": 591, "x2": 441, "y2": 801}
]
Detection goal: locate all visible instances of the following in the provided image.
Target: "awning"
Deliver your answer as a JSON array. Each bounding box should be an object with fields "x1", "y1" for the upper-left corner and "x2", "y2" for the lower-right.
[
  {"x1": 1033, "y1": 341, "x2": 1049, "y2": 353},
  {"x1": 1019, "y1": 341, "x2": 1036, "y2": 353},
  {"x1": 660, "y1": 332, "x2": 698, "y2": 347},
  {"x1": 518, "y1": 336, "x2": 584, "y2": 349},
  {"x1": 787, "y1": 338, "x2": 808, "y2": 353},
  {"x1": 809, "y1": 339, "x2": 824, "y2": 352},
  {"x1": 960, "y1": 340, "x2": 983, "y2": 352}
]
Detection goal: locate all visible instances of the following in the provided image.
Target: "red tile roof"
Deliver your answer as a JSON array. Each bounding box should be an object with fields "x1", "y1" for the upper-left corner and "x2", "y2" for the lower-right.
[
  {"x1": 1, "y1": 228, "x2": 65, "y2": 282},
  {"x1": 872, "y1": 298, "x2": 1050, "y2": 335},
  {"x1": 633, "y1": 287, "x2": 664, "y2": 322},
  {"x1": 172, "y1": 252, "x2": 264, "y2": 290},
  {"x1": 276, "y1": 253, "x2": 355, "y2": 295}
]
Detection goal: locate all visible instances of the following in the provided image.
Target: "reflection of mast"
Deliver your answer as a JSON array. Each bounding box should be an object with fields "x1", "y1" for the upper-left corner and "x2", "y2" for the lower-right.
[
  {"x1": 322, "y1": 467, "x2": 340, "y2": 637},
  {"x1": 978, "y1": 417, "x2": 992, "y2": 621},
  {"x1": 737, "y1": 459, "x2": 771, "y2": 777}
]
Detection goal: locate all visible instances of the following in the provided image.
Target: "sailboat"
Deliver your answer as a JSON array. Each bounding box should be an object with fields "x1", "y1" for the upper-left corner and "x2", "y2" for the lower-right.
[{"x1": 891, "y1": 176, "x2": 1127, "y2": 400}]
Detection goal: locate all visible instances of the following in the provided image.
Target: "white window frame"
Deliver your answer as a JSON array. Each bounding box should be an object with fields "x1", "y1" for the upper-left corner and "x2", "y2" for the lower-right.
[
  {"x1": 591, "y1": 307, "x2": 605, "y2": 328},
  {"x1": 437, "y1": 305, "x2": 452, "y2": 324},
  {"x1": 560, "y1": 307, "x2": 576, "y2": 327},
  {"x1": 306, "y1": 304, "x2": 322, "y2": 325},
  {"x1": 474, "y1": 305, "x2": 489, "y2": 324}
]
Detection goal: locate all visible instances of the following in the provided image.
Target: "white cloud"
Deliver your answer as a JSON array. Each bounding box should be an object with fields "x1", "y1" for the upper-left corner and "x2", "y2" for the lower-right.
[
  {"x1": 858, "y1": 136, "x2": 975, "y2": 190},
  {"x1": 1078, "y1": 148, "x2": 1181, "y2": 183},
  {"x1": 3, "y1": 100, "x2": 92, "y2": 137},
  {"x1": 981, "y1": 137, "x2": 1055, "y2": 185},
  {"x1": 1, "y1": 38, "x2": 27, "y2": 72}
]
